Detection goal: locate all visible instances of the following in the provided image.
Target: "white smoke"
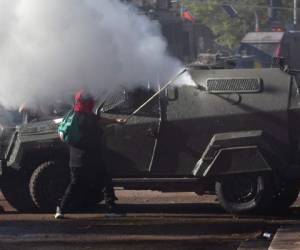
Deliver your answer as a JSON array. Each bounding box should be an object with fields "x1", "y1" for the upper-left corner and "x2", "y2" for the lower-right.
[
  {"x1": 0, "y1": 0, "x2": 182, "y2": 108},
  {"x1": 174, "y1": 72, "x2": 197, "y2": 87}
]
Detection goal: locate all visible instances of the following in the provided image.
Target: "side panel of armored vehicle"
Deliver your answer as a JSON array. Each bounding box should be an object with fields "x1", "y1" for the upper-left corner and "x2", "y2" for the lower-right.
[
  {"x1": 1, "y1": 68, "x2": 300, "y2": 214},
  {"x1": 161, "y1": 70, "x2": 290, "y2": 175}
]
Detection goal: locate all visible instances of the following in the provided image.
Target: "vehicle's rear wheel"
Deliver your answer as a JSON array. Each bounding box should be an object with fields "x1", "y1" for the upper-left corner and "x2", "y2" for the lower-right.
[
  {"x1": 29, "y1": 161, "x2": 69, "y2": 211},
  {"x1": 1, "y1": 167, "x2": 36, "y2": 212},
  {"x1": 215, "y1": 173, "x2": 274, "y2": 214}
]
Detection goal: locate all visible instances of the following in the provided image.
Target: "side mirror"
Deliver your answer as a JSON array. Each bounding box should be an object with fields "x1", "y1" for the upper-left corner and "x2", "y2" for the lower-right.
[{"x1": 165, "y1": 86, "x2": 178, "y2": 101}]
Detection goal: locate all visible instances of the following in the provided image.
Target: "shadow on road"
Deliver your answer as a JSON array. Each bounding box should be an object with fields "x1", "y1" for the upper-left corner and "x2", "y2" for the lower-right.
[{"x1": 96, "y1": 202, "x2": 225, "y2": 214}]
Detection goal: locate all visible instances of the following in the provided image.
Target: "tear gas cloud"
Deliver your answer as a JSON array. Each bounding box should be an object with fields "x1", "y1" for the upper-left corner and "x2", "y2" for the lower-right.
[{"x1": 0, "y1": 0, "x2": 186, "y2": 109}]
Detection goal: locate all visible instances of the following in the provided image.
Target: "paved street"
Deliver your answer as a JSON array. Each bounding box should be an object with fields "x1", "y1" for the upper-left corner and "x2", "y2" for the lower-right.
[{"x1": 0, "y1": 190, "x2": 299, "y2": 249}]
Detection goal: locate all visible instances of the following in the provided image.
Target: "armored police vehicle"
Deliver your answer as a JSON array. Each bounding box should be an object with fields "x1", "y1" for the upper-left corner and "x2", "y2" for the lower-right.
[
  {"x1": 236, "y1": 31, "x2": 300, "y2": 72},
  {"x1": 0, "y1": 63, "x2": 300, "y2": 214}
]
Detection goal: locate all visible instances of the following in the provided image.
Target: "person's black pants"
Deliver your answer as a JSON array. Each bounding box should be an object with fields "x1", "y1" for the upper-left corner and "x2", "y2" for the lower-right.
[
  {"x1": 59, "y1": 166, "x2": 116, "y2": 213},
  {"x1": 59, "y1": 167, "x2": 85, "y2": 213}
]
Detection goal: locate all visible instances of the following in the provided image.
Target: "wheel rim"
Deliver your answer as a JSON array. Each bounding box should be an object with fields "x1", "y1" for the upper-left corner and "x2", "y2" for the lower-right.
[{"x1": 222, "y1": 175, "x2": 259, "y2": 203}]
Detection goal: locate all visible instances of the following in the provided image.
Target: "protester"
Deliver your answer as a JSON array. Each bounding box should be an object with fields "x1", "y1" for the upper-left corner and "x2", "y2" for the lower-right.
[{"x1": 55, "y1": 89, "x2": 126, "y2": 219}]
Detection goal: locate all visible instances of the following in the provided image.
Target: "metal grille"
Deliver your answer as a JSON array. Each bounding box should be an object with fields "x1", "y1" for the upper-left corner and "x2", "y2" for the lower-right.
[
  {"x1": 97, "y1": 89, "x2": 126, "y2": 112},
  {"x1": 19, "y1": 122, "x2": 57, "y2": 135},
  {"x1": 206, "y1": 78, "x2": 262, "y2": 93}
]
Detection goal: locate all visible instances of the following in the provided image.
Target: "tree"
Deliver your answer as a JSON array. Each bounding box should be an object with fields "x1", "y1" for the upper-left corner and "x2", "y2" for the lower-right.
[{"x1": 181, "y1": 0, "x2": 295, "y2": 49}]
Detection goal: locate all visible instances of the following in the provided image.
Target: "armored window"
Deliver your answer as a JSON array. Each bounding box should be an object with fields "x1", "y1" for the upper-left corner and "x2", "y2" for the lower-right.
[
  {"x1": 98, "y1": 89, "x2": 127, "y2": 113},
  {"x1": 101, "y1": 86, "x2": 159, "y2": 117},
  {"x1": 205, "y1": 77, "x2": 263, "y2": 94}
]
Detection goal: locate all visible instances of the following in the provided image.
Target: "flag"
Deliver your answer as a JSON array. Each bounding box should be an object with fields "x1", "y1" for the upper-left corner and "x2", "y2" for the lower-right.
[{"x1": 180, "y1": 6, "x2": 193, "y2": 22}]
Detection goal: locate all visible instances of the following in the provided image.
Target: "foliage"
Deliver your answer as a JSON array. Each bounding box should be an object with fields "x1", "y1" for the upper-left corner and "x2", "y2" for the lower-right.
[{"x1": 181, "y1": 0, "x2": 295, "y2": 50}]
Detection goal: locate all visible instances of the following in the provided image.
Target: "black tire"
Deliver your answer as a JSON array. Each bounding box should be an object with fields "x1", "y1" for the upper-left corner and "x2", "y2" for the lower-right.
[
  {"x1": 29, "y1": 161, "x2": 69, "y2": 212},
  {"x1": 1, "y1": 167, "x2": 36, "y2": 212},
  {"x1": 270, "y1": 181, "x2": 300, "y2": 212},
  {"x1": 215, "y1": 173, "x2": 274, "y2": 214}
]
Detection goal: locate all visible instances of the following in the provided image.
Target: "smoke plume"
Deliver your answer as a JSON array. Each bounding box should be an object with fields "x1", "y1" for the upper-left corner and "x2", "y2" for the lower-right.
[{"x1": 0, "y1": 0, "x2": 182, "y2": 108}]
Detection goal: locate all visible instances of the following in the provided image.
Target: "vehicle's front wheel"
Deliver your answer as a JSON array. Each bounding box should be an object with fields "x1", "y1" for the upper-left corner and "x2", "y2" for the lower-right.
[
  {"x1": 215, "y1": 173, "x2": 274, "y2": 214},
  {"x1": 29, "y1": 161, "x2": 104, "y2": 212},
  {"x1": 29, "y1": 161, "x2": 69, "y2": 211}
]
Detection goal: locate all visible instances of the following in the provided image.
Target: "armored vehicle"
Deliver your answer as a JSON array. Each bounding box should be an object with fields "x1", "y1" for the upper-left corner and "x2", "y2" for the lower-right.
[
  {"x1": 236, "y1": 31, "x2": 300, "y2": 72},
  {"x1": 0, "y1": 65, "x2": 300, "y2": 214},
  {"x1": 125, "y1": 0, "x2": 217, "y2": 63}
]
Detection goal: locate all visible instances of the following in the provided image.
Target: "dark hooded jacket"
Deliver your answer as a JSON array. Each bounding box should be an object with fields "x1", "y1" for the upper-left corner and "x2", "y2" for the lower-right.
[{"x1": 69, "y1": 90, "x2": 103, "y2": 168}]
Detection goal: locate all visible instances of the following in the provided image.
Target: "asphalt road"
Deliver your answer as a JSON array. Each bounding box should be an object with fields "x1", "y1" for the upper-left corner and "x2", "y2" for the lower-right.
[{"x1": 0, "y1": 190, "x2": 299, "y2": 250}]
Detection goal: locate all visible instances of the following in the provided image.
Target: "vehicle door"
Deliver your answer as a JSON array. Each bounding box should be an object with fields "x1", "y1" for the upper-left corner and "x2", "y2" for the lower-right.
[{"x1": 100, "y1": 87, "x2": 161, "y2": 177}]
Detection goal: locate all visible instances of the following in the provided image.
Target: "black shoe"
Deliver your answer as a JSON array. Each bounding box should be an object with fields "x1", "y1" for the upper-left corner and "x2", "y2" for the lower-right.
[{"x1": 105, "y1": 204, "x2": 126, "y2": 217}]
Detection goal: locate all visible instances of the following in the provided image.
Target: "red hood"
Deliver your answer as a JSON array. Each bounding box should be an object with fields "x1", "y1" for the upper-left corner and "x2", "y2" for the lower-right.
[{"x1": 73, "y1": 90, "x2": 94, "y2": 113}]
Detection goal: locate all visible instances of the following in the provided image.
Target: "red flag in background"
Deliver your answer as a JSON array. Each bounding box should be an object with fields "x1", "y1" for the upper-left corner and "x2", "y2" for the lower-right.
[{"x1": 180, "y1": 6, "x2": 193, "y2": 22}]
